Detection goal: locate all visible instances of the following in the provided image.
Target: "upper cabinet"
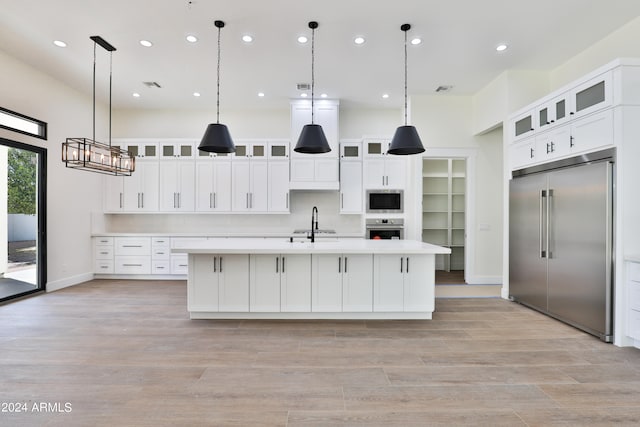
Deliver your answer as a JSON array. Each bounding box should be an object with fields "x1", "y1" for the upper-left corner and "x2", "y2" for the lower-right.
[
  {"x1": 363, "y1": 138, "x2": 407, "y2": 189},
  {"x1": 233, "y1": 140, "x2": 268, "y2": 160},
  {"x1": 160, "y1": 140, "x2": 196, "y2": 159},
  {"x1": 290, "y1": 99, "x2": 340, "y2": 190}
]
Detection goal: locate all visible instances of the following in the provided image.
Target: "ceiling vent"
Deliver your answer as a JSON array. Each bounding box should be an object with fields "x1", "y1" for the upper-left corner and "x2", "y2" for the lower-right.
[
  {"x1": 143, "y1": 81, "x2": 162, "y2": 88},
  {"x1": 435, "y1": 85, "x2": 453, "y2": 93},
  {"x1": 296, "y1": 83, "x2": 311, "y2": 91}
]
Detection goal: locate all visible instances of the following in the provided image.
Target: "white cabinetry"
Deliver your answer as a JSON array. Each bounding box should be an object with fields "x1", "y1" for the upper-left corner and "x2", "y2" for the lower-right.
[
  {"x1": 151, "y1": 237, "x2": 171, "y2": 275},
  {"x1": 122, "y1": 161, "x2": 159, "y2": 212},
  {"x1": 373, "y1": 254, "x2": 434, "y2": 312},
  {"x1": 94, "y1": 237, "x2": 114, "y2": 274},
  {"x1": 290, "y1": 100, "x2": 340, "y2": 190},
  {"x1": 268, "y1": 160, "x2": 290, "y2": 212},
  {"x1": 159, "y1": 160, "x2": 195, "y2": 212},
  {"x1": 339, "y1": 141, "x2": 363, "y2": 214},
  {"x1": 364, "y1": 139, "x2": 406, "y2": 189},
  {"x1": 195, "y1": 159, "x2": 232, "y2": 212},
  {"x1": 232, "y1": 161, "x2": 268, "y2": 212},
  {"x1": 188, "y1": 254, "x2": 249, "y2": 312},
  {"x1": 627, "y1": 261, "x2": 640, "y2": 343},
  {"x1": 114, "y1": 237, "x2": 151, "y2": 274},
  {"x1": 250, "y1": 254, "x2": 310, "y2": 312},
  {"x1": 160, "y1": 140, "x2": 195, "y2": 159},
  {"x1": 311, "y1": 254, "x2": 373, "y2": 312}
]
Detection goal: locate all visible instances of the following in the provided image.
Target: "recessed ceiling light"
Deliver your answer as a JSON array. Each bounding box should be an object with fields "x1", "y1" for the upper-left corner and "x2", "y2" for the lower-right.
[
  {"x1": 132, "y1": 93, "x2": 141, "y2": 98},
  {"x1": 193, "y1": 92, "x2": 201, "y2": 97},
  {"x1": 242, "y1": 35, "x2": 253, "y2": 43},
  {"x1": 410, "y1": 37, "x2": 422, "y2": 45},
  {"x1": 186, "y1": 35, "x2": 198, "y2": 43},
  {"x1": 139, "y1": 40, "x2": 153, "y2": 47},
  {"x1": 320, "y1": 93, "x2": 328, "y2": 98},
  {"x1": 300, "y1": 93, "x2": 308, "y2": 98},
  {"x1": 354, "y1": 36, "x2": 365, "y2": 45},
  {"x1": 382, "y1": 93, "x2": 389, "y2": 99},
  {"x1": 297, "y1": 35, "x2": 308, "y2": 44},
  {"x1": 496, "y1": 44, "x2": 508, "y2": 52},
  {"x1": 258, "y1": 92, "x2": 265, "y2": 97},
  {"x1": 53, "y1": 40, "x2": 67, "y2": 48}
]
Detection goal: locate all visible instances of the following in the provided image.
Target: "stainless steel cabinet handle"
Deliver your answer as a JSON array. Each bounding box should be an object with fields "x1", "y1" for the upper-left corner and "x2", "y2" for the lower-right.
[
  {"x1": 382, "y1": 176, "x2": 385, "y2": 186},
  {"x1": 122, "y1": 245, "x2": 142, "y2": 248},
  {"x1": 141, "y1": 193, "x2": 144, "y2": 208},
  {"x1": 530, "y1": 148, "x2": 534, "y2": 159},
  {"x1": 209, "y1": 193, "x2": 213, "y2": 209},
  {"x1": 286, "y1": 193, "x2": 289, "y2": 209},
  {"x1": 120, "y1": 192, "x2": 123, "y2": 209},
  {"x1": 246, "y1": 193, "x2": 249, "y2": 208},
  {"x1": 276, "y1": 256, "x2": 279, "y2": 273},
  {"x1": 178, "y1": 193, "x2": 181, "y2": 208},
  {"x1": 214, "y1": 192, "x2": 217, "y2": 209},
  {"x1": 341, "y1": 193, "x2": 344, "y2": 209},
  {"x1": 338, "y1": 257, "x2": 341, "y2": 273},
  {"x1": 570, "y1": 135, "x2": 575, "y2": 148},
  {"x1": 100, "y1": 252, "x2": 109, "y2": 255},
  {"x1": 406, "y1": 257, "x2": 409, "y2": 273},
  {"x1": 179, "y1": 264, "x2": 187, "y2": 267},
  {"x1": 213, "y1": 256, "x2": 217, "y2": 272},
  {"x1": 400, "y1": 257, "x2": 404, "y2": 273},
  {"x1": 282, "y1": 256, "x2": 285, "y2": 273},
  {"x1": 345, "y1": 257, "x2": 348, "y2": 273},
  {"x1": 220, "y1": 256, "x2": 223, "y2": 272},
  {"x1": 250, "y1": 193, "x2": 253, "y2": 209},
  {"x1": 123, "y1": 264, "x2": 142, "y2": 267}
]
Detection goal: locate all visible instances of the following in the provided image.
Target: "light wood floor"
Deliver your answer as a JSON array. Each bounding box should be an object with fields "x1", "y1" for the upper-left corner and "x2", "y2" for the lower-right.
[{"x1": 2, "y1": 279, "x2": 640, "y2": 426}]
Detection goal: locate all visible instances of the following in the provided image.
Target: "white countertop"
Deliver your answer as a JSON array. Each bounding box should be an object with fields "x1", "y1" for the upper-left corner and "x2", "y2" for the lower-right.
[
  {"x1": 92, "y1": 232, "x2": 365, "y2": 239},
  {"x1": 172, "y1": 238, "x2": 451, "y2": 255}
]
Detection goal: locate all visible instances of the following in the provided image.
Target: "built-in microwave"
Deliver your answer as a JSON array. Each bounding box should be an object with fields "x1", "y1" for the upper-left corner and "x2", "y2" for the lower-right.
[{"x1": 366, "y1": 189, "x2": 403, "y2": 214}]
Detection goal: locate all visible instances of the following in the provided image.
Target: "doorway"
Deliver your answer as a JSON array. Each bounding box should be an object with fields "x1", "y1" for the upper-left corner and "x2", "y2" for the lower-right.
[{"x1": 0, "y1": 138, "x2": 46, "y2": 302}]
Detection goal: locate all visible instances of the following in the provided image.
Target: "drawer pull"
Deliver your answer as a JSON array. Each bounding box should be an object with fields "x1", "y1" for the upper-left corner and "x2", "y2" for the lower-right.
[
  {"x1": 179, "y1": 264, "x2": 188, "y2": 267},
  {"x1": 123, "y1": 264, "x2": 143, "y2": 267},
  {"x1": 122, "y1": 245, "x2": 143, "y2": 248},
  {"x1": 100, "y1": 266, "x2": 109, "y2": 269},
  {"x1": 100, "y1": 252, "x2": 109, "y2": 255},
  {"x1": 156, "y1": 266, "x2": 165, "y2": 269}
]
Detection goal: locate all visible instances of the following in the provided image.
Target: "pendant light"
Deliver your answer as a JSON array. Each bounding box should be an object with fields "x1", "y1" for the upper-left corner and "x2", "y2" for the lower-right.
[
  {"x1": 62, "y1": 36, "x2": 135, "y2": 175},
  {"x1": 387, "y1": 23, "x2": 425, "y2": 155},
  {"x1": 294, "y1": 21, "x2": 331, "y2": 154},
  {"x1": 198, "y1": 20, "x2": 235, "y2": 153}
]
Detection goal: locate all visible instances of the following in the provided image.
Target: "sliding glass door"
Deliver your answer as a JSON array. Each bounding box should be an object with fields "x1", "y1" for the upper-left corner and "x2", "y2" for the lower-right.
[{"x1": 0, "y1": 137, "x2": 46, "y2": 302}]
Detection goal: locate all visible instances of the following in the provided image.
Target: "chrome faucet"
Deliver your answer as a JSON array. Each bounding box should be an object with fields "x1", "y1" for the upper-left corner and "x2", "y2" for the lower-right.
[{"x1": 309, "y1": 206, "x2": 319, "y2": 242}]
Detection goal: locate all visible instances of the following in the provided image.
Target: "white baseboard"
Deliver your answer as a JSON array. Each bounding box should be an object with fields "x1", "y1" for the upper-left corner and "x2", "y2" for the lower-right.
[{"x1": 46, "y1": 272, "x2": 94, "y2": 292}]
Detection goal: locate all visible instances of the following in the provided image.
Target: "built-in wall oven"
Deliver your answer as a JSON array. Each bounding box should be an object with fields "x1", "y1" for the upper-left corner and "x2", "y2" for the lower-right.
[
  {"x1": 366, "y1": 189, "x2": 403, "y2": 214},
  {"x1": 366, "y1": 218, "x2": 404, "y2": 240}
]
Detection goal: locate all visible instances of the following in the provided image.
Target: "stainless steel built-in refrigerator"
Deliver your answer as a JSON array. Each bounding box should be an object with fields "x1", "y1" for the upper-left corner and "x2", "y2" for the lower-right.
[{"x1": 509, "y1": 149, "x2": 614, "y2": 342}]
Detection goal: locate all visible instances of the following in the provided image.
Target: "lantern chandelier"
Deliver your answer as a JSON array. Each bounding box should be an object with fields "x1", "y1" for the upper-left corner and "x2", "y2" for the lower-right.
[{"x1": 62, "y1": 36, "x2": 135, "y2": 175}]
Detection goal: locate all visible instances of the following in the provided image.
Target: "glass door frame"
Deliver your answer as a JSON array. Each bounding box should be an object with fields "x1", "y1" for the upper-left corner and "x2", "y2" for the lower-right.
[{"x1": 0, "y1": 136, "x2": 47, "y2": 302}]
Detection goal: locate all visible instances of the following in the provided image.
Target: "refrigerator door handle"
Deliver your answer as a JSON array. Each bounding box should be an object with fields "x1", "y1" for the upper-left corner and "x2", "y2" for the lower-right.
[
  {"x1": 540, "y1": 190, "x2": 547, "y2": 258},
  {"x1": 605, "y1": 161, "x2": 614, "y2": 338},
  {"x1": 547, "y1": 189, "x2": 553, "y2": 259}
]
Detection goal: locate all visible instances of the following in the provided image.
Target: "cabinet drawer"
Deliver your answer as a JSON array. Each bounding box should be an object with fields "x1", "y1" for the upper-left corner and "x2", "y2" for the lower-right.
[
  {"x1": 114, "y1": 256, "x2": 151, "y2": 274},
  {"x1": 152, "y1": 261, "x2": 171, "y2": 275},
  {"x1": 152, "y1": 248, "x2": 171, "y2": 260},
  {"x1": 94, "y1": 245, "x2": 114, "y2": 260},
  {"x1": 94, "y1": 260, "x2": 114, "y2": 274},
  {"x1": 171, "y1": 255, "x2": 189, "y2": 275},
  {"x1": 152, "y1": 237, "x2": 171, "y2": 248},
  {"x1": 628, "y1": 309, "x2": 640, "y2": 341},
  {"x1": 95, "y1": 237, "x2": 114, "y2": 246},
  {"x1": 115, "y1": 237, "x2": 151, "y2": 256},
  {"x1": 628, "y1": 262, "x2": 640, "y2": 283}
]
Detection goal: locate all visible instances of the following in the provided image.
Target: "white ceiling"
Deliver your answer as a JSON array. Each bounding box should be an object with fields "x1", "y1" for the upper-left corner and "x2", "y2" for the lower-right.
[{"x1": 2, "y1": 0, "x2": 640, "y2": 111}]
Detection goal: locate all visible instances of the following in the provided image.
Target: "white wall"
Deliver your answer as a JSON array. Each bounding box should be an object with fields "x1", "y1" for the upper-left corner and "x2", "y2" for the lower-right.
[
  {"x1": 410, "y1": 95, "x2": 503, "y2": 283},
  {"x1": 0, "y1": 49, "x2": 105, "y2": 290},
  {"x1": 551, "y1": 16, "x2": 640, "y2": 90}
]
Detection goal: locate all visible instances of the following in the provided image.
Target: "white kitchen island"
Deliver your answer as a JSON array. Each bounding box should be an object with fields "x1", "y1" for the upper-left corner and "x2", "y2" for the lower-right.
[{"x1": 173, "y1": 238, "x2": 450, "y2": 320}]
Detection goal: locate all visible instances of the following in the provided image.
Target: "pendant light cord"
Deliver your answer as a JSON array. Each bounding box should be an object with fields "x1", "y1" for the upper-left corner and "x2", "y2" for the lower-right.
[
  {"x1": 92, "y1": 41, "x2": 96, "y2": 143},
  {"x1": 403, "y1": 28, "x2": 408, "y2": 126},
  {"x1": 311, "y1": 25, "x2": 315, "y2": 125},
  {"x1": 216, "y1": 24, "x2": 221, "y2": 124},
  {"x1": 109, "y1": 50, "x2": 112, "y2": 147}
]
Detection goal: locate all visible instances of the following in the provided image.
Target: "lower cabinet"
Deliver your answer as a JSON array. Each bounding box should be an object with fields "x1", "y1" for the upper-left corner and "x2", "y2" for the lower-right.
[
  {"x1": 188, "y1": 254, "x2": 249, "y2": 312},
  {"x1": 250, "y1": 254, "x2": 311, "y2": 312},
  {"x1": 373, "y1": 254, "x2": 433, "y2": 312},
  {"x1": 311, "y1": 254, "x2": 373, "y2": 312},
  {"x1": 627, "y1": 261, "x2": 640, "y2": 344},
  {"x1": 114, "y1": 237, "x2": 151, "y2": 274}
]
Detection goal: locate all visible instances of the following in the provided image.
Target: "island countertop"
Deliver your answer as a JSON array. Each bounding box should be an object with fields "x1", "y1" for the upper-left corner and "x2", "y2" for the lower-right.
[{"x1": 172, "y1": 238, "x2": 451, "y2": 255}]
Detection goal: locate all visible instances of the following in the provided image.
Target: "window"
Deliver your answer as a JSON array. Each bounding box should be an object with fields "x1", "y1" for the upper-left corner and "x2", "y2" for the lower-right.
[{"x1": 0, "y1": 107, "x2": 47, "y2": 140}]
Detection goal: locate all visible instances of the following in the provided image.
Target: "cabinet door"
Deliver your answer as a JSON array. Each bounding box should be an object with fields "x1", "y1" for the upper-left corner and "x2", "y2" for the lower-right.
[
  {"x1": 213, "y1": 160, "x2": 232, "y2": 212},
  {"x1": 231, "y1": 162, "x2": 251, "y2": 211},
  {"x1": 290, "y1": 158, "x2": 315, "y2": 182},
  {"x1": 281, "y1": 254, "x2": 312, "y2": 312},
  {"x1": 123, "y1": 166, "x2": 143, "y2": 211},
  {"x1": 250, "y1": 255, "x2": 281, "y2": 312},
  {"x1": 512, "y1": 109, "x2": 535, "y2": 141},
  {"x1": 177, "y1": 161, "x2": 195, "y2": 211},
  {"x1": 314, "y1": 106, "x2": 339, "y2": 157},
  {"x1": 268, "y1": 161, "x2": 290, "y2": 212},
  {"x1": 250, "y1": 161, "x2": 269, "y2": 211},
  {"x1": 384, "y1": 157, "x2": 407, "y2": 189},
  {"x1": 218, "y1": 254, "x2": 249, "y2": 312},
  {"x1": 340, "y1": 161, "x2": 362, "y2": 214},
  {"x1": 159, "y1": 162, "x2": 179, "y2": 211},
  {"x1": 139, "y1": 162, "x2": 159, "y2": 211},
  {"x1": 364, "y1": 158, "x2": 386, "y2": 188},
  {"x1": 314, "y1": 158, "x2": 339, "y2": 182},
  {"x1": 373, "y1": 255, "x2": 404, "y2": 312},
  {"x1": 403, "y1": 255, "x2": 434, "y2": 312},
  {"x1": 311, "y1": 254, "x2": 343, "y2": 312},
  {"x1": 570, "y1": 109, "x2": 613, "y2": 154},
  {"x1": 195, "y1": 162, "x2": 215, "y2": 212},
  {"x1": 104, "y1": 175, "x2": 124, "y2": 212},
  {"x1": 509, "y1": 138, "x2": 536, "y2": 170},
  {"x1": 570, "y1": 72, "x2": 612, "y2": 119},
  {"x1": 268, "y1": 141, "x2": 290, "y2": 160},
  {"x1": 189, "y1": 255, "x2": 219, "y2": 312},
  {"x1": 342, "y1": 254, "x2": 373, "y2": 312}
]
